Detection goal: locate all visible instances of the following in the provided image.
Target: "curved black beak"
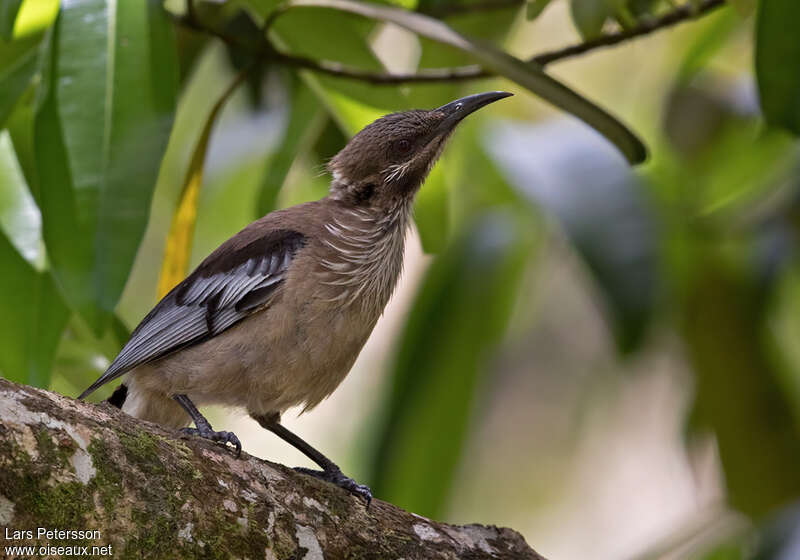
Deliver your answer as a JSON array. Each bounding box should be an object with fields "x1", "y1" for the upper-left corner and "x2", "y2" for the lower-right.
[{"x1": 435, "y1": 91, "x2": 513, "y2": 134}]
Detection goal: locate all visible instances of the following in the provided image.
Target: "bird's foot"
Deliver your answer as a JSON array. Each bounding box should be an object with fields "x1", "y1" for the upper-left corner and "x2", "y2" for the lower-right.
[
  {"x1": 294, "y1": 466, "x2": 372, "y2": 506},
  {"x1": 181, "y1": 426, "x2": 242, "y2": 458}
]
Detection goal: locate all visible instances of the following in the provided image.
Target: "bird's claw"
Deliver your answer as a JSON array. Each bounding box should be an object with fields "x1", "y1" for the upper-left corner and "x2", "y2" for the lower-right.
[
  {"x1": 294, "y1": 466, "x2": 372, "y2": 506},
  {"x1": 181, "y1": 426, "x2": 242, "y2": 458}
]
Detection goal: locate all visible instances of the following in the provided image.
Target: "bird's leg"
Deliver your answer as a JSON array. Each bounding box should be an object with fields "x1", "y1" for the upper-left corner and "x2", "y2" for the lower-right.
[
  {"x1": 173, "y1": 394, "x2": 242, "y2": 457},
  {"x1": 251, "y1": 413, "x2": 372, "y2": 505}
]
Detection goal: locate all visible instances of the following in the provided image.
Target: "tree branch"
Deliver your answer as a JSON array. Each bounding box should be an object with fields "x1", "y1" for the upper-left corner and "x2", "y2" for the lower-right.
[
  {"x1": 173, "y1": 0, "x2": 726, "y2": 84},
  {"x1": 416, "y1": 0, "x2": 524, "y2": 18},
  {"x1": 530, "y1": 0, "x2": 726, "y2": 66},
  {"x1": 0, "y1": 378, "x2": 545, "y2": 559}
]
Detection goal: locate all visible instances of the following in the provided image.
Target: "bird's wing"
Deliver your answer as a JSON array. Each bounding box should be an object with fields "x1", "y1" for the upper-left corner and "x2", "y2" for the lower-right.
[{"x1": 78, "y1": 229, "x2": 307, "y2": 400}]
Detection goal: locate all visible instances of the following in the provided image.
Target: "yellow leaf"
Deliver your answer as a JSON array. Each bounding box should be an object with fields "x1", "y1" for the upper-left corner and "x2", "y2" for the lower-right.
[{"x1": 157, "y1": 66, "x2": 251, "y2": 298}]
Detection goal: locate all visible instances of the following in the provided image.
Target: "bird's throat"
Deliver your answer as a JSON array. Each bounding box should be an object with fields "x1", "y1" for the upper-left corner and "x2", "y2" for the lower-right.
[{"x1": 317, "y1": 199, "x2": 410, "y2": 313}]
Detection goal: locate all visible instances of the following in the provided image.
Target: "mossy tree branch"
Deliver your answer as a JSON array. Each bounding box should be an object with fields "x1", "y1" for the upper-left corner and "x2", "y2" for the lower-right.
[{"x1": 0, "y1": 378, "x2": 544, "y2": 559}]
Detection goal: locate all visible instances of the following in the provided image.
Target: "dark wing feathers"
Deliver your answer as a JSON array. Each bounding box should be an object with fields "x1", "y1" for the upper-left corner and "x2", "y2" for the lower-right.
[{"x1": 78, "y1": 229, "x2": 306, "y2": 400}]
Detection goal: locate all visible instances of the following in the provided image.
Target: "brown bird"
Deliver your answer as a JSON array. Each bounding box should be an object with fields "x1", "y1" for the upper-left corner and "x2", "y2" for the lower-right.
[{"x1": 79, "y1": 91, "x2": 513, "y2": 503}]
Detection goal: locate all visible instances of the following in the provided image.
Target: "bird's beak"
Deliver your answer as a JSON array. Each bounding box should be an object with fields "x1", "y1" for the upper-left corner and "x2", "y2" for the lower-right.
[{"x1": 434, "y1": 91, "x2": 513, "y2": 135}]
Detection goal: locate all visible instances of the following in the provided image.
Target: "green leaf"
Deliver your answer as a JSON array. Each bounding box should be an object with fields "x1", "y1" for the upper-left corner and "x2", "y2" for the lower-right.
[
  {"x1": 414, "y1": 118, "x2": 523, "y2": 253},
  {"x1": 570, "y1": 0, "x2": 611, "y2": 39},
  {"x1": 487, "y1": 120, "x2": 657, "y2": 352},
  {"x1": 413, "y1": 163, "x2": 449, "y2": 252},
  {"x1": 444, "y1": 118, "x2": 521, "y2": 228},
  {"x1": 661, "y1": 82, "x2": 794, "y2": 217},
  {"x1": 627, "y1": 0, "x2": 659, "y2": 18},
  {"x1": 271, "y1": 9, "x2": 406, "y2": 136},
  {"x1": 676, "y1": 6, "x2": 739, "y2": 82},
  {"x1": 0, "y1": 39, "x2": 38, "y2": 130},
  {"x1": 279, "y1": 0, "x2": 647, "y2": 163},
  {"x1": 5, "y1": 88, "x2": 35, "y2": 187},
  {"x1": 34, "y1": 0, "x2": 178, "y2": 333},
  {"x1": 49, "y1": 313, "x2": 129, "y2": 398},
  {"x1": 0, "y1": 0, "x2": 58, "y2": 130},
  {"x1": 0, "y1": 0, "x2": 23, "y2": 40},
  {"x1": 257, "y1": 79, "x2": 326, "y2": 216},
  {"x1": 756, "y1": 0, "x2": 800, "y2": 134},
  {"x1": 527, "y1": 0, "x2": 553, "y2": 20},
  {"x1": 729, "y1": 0, "x2": 756, "y2": 15},
  {"x1": 682, "y1": 253, "x2": 800, "y2": 518},
  {"x1": 239, "y1": 0, "x2": 408, "y2": 119},
  {"x1": 416, "y1": 0, "x2": 517, "y2": 74},
  {"x1": 366, "y1": 212, "x2": 533, "y2": 517},
  {"x1": 0, "y1": 130, "x2": 43, "y2": 269},
  {"x1": 0, "y1": 229, "x2": 69, "y2": 388},
  {"x1": 696, "y1": 124, "x2": 792, "y2": 216}
]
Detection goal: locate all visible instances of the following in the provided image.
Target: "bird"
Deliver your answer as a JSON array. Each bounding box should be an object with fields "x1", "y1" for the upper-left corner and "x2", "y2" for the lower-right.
[{"x1": 79, "y1": 91, "x2": 513, "y2": 504}]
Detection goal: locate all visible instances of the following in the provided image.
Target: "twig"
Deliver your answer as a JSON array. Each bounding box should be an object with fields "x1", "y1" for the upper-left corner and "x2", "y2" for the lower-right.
[
  {"x1": 531, "y1": 0, "x2": 726, "y2": 66},
  {"x1": 272, "y1": 51, "x2": 490, "y2": 83},
  {"x1": 262, "y1": 3, "x2": 291, "y2": 34},
  {"x1": 417, "y1": 0, "x2": 524, "y2": 18},
  {"x1": 174, "y1": 0, "x2": 727, "y2": 85}
]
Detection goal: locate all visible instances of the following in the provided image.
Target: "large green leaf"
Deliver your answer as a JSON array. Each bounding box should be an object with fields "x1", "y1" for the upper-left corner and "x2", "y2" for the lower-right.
[
  {"x1": 0, "y1": 125, "x2": 67, "y2": 387},
  {"x1": 676, "y1": 6, "x2": 739, "y2": 82},
  {"x1": 0, "y1": 228, "x2": 68, "y2": 388},
  {"x1": 487, "y1": 120, "x2": 657, "y2": 352},
  {"x1": 0, "y1": 0, "x2": 59, "y2": 129},
  {"x1": 0, "y1": 36, "x2": 38, "y2": 129},
  {"x1": 366, "y1": 212, "x2": 533, "y2": 517},
  {"x1": 0, "y1": 0, "x2": 23, "y2": 40},
  {"x1": 5, "y1": 86, "x2": 37, "y2": 199},
  {"x1": 443, "y1": 118, "x2": 521, "y2": 229},
  {"x1": 240, "y1": 0, "x2": 407, "y2": 126},
  {"x1": 256, "y1": 79, "x2": 326, "y2": 216},
  {"x1": 413, "y1": 163, "x2": 449, "y2": 251},
  {"x1": 415, "y1": 117, "x2": 522, "y2": 253},
  {"x1": 660, "y1": 76, "x2": 794, "y2": 219},
  {"x1": 279, "y1": 0, "x2": 645, "y2": 163},
  {"x1": 756, "y1": 0, "x2": 800, "y2": 134},
  {"x1": 0, "y1": 130, "x2": 43, "y2": 269},
  {"x1": 731, "y1": 0, "x2": 757, "y2": 15},
  {"x1": 272, "y1": 8, "x2": 407, "y2": 114},
  {"x1": 34, "y1": 0, "x2": 178, "y2": 333},
  {"x1": 682, "y1": 252, "x2": 800, "y2": 518},
  {"x1": 49, "y1": 313, "x2": 129, "y2": 398}
]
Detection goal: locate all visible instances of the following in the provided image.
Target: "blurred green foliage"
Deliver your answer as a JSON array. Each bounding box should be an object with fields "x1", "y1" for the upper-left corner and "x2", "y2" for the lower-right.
[
  {"x1": 2, "y1": 0, "x2": 800, "y2": 557},
  {"x1": 755, "y1": 0, "x2": 800, "y2": 134}
]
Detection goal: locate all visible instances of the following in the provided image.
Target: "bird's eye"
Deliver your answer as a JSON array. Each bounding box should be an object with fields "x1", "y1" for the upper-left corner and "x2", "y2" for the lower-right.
[{"x1": 395, "y1": 139, "x2": 412, "y2": 155}]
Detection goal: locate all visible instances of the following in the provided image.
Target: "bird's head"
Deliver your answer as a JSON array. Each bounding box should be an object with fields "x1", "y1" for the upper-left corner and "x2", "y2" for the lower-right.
[{"x1": 328, "y1": 91, "x2": 512, "y2": 209}]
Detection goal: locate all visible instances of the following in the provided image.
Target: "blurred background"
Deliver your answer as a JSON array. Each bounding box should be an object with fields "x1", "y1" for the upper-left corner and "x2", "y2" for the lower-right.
[{"x1": 2, "y1": 0, "x2": 800, "y2": 558}]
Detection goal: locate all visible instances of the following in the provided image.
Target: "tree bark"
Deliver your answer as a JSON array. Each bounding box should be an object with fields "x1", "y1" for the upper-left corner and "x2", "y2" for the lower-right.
[{"x1": 0, "y1": 378, "x2": 545, "y2": 559}]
